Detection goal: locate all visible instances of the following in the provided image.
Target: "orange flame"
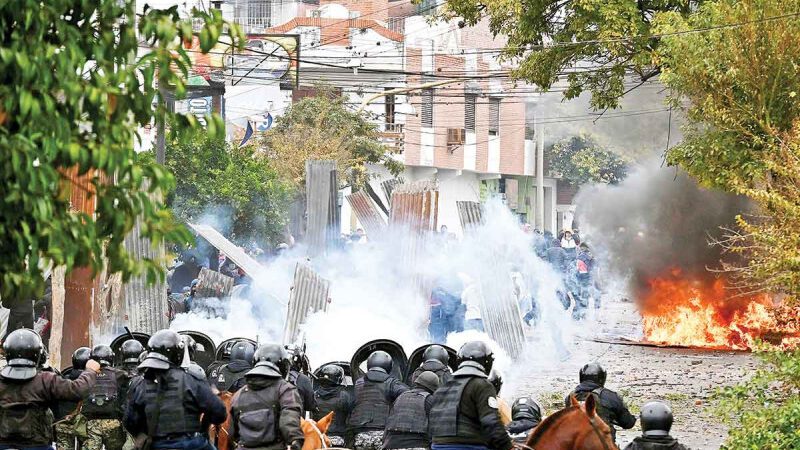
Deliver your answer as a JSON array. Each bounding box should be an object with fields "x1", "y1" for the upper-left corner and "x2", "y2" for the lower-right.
[{"x1": 640, "y1": 270, "x2": 799, "y2": 350}]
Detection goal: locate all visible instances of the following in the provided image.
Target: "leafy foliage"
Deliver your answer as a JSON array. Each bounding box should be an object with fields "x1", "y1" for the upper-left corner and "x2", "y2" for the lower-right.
[
  {"x1": 440, "y1": 0, "x2": 701, "y2": 109},
  {"x1": 716, "y1": 344, "x2": 800, "y2": 450},
  {"x1": 548, "y1": 134, "x2": 628, "y2": 186},
  {"x1": 259, "y1": 88, "x2": 403, "y2": 188},
  {"x1": 143, "y1": 134, "x2": 292, "y2": 247},
  {"x1": 0, "y1": 0, "x2": 241, "y2": 300}
]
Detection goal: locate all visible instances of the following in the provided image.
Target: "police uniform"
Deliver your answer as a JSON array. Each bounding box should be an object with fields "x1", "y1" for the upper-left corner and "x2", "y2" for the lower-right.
[
  {"x1": 288, "y1": 369, "x2": 317, "y2": 417},
  {"x1": 623, "y1": 436, "x2": 692, "y2": 450},
  {"x1": 623, "y1": 401, "x2": 691, "y2": 450},
  {"x1": 383, "y1": 387, "x2": 434, "y2": 450},
  {"x1": 210, "y1": 360, "x2": 252, "y2": 393},
  {"x1": 411, "y1": 360, "x2": 452, "y2": 386},
  {"x1": 82, "y1": 366, "x2": 129, "y2": 450},
  {"x1": 566, "y1": 381, "x2": 636, "y2": 442},
  {"x1": 314, "y1": 384, "x2": 355, "y2": 447},
  {"x1": 348, "y1": 369, "x2": 409, "y2": 450}
]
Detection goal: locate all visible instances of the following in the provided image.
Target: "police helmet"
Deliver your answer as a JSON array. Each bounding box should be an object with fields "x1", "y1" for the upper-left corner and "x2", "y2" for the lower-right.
[
  {"x1": 140, "y1": 329, "x2": 185, "y2": 370},
  {"x1": 488, "y1": 369, "x2": 503, "y2": 394},
  {"x1": 579, "y1": 363, "x2": 607, "y2": 386},
  {"x1": 121, "y1": 339, "x2": 145, "y2": 364},
  {"x1": 640, "y1": 401, "x2": 673, "y2": 437},
  {"x1": 72, "y1": 347, "x2": 92, "y2": 370},
  {"x1": 249, "y1": 343, "x2": 289, "y2": 378},
  {"x1": 512, "y1": 397, "x2": 542, "y2": 423},
  {"x1": 180, "y1": 334, "x2": 205, "y2": 359},
  {"x1": 90, "y1": 344, "x2": 115, "y2": 367},
  {"x1": 318, "y1": 364, "x2": 345, "y2": 386},
  {"x1": 230, "y1": 341, "x2": 256, "y2": 363},
  {"x1": 284, "y1": 344, "x2": 305, "y2": 371},
  {"x1": 367, "y1": 350, "x2": 393, "y2": 374},
  {"x1": 414, "y1": 370, "x2": 440, "y2": 393},
  {"x1": 1, "y1": 329, "x2": 45, "y2": 380},
  {"x1": 422, "y1": 345, "x2": 449, "y2": 366},
  {"x1": 456, "y1": 341, "x2": 494, "y2": 374}
]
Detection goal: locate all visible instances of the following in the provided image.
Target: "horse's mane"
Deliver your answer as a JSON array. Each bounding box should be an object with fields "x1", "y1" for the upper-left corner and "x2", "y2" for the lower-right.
[{"x1": 526, "y1": 405, "x2": 580, "y2": 445}]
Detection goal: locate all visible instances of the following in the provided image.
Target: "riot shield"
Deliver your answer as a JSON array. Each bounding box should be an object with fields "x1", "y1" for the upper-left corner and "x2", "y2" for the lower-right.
[
  {"x1": 110, "y1": 331, "x2": 150, "y2": 368},
  {"x1": 405, "y1": 344, "x2": 458, "y2": 383},
  {"x1": 349, "y1": 339, "x2": 408, "y2": 382},
  {"x1": 177, "y1": 331, "x2": 217, "y2": 371},
  {"x1": 312, "y1": 361, "x2": 353, "y2": 388}
]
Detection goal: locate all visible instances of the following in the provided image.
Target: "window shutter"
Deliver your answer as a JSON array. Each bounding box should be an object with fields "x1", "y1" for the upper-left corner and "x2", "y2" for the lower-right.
[
  {"x1": 489, "y1": 98, "x2": 500, "y2": 135},
  {"x1": 421, "y1": 89, "x2": 434, "y2": 128},
  {"x1": 465, "y1": 94, "x2": 476, "y2": 131}
]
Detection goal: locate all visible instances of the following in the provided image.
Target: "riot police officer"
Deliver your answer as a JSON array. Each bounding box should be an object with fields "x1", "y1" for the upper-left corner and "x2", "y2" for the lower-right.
[
  {"x1": 54, "y1": 347, "x2": 91, "y2": 421},
  {"x1": 623, "y1": 402, "x2": 691, "y2": 450},
  {"x1": 210, "y1": 340, "x2": 254, "y2": 393},
  {"x1": 313, "y1": 364, "x2": 354, "y2": 448},
  {"x1": 429, "y1": 341, "x2": 512, "y2": 450},
  {"x1": 348, "y1": 350, "x2": 409, "y2": 450},
  {"x1": 506, "y1": 397, "x2": 542, "y2": 443},
  {"x1": 82, "y1": 345, "x2": 128, "y2": 450},
  {"x1": 565, "y1": 363, "x2": 636, "y2": 442},
  {"x1": 0, "y1": 329, "x2": 100, "y2": 450},
  {"x1": 123, "y1": 329, "x2": 227, "y2": 450},
  {"x1": 230, "y1": 343, "x2": 304, "y2": 450},
  {"x1": 285, "y1": 344, "x2": 317, "y2": 417},
  {"x1": 383, "y1": 370, "x2": 440, "y2": 450},
  {"x1": 120, "y1": 339, "x2": 145, "y2": 377},
  {"x1": 411, "y1": 345, "x2": 452, "y2": 385}
]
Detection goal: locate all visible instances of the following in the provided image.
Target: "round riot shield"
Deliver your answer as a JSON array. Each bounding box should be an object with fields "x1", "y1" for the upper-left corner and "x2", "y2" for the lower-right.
[
  {"x1": 405, "y1": 344, "x2": 458, "y2": 383},
  {"x1": 312, "y1": 361, "x2": 353, "y2": 388},
  {"x1": 206, "y1": 337, "x2": 258, "y2": 378},
  {"x1": 177, "y1": 331, "x2": 217, "y2": 371},
  {"x1": 110, "y1": 331, "x2": 150, "y2": 368},
  {"x1": 350, "y1": 339, "x2": 408, "y2": 382}
]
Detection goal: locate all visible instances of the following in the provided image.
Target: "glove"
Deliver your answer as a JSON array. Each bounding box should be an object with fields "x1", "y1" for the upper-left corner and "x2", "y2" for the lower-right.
[{"x1": 290, "y1": 440, "x2": 303, "y2": 450}]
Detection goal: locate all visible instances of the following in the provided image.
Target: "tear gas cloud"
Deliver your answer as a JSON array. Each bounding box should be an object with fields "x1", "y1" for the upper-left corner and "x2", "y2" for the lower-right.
[
  {"x1": 574, "y1": 157, "x2": 751, "y2": 298},
  {"x1": 171, "y1": 198, "x2": 577, "y2": 376}
]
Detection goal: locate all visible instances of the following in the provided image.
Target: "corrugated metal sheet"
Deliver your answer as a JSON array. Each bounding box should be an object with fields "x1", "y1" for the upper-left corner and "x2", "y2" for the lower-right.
[
  {"x1": 195, "y1": 267, "x2": 235, "y2": 298},
  {"x1": 188, "y1": 223, "x2": 265, "y2": 276},
  {"x1": 283, "y1": 263, "x2": 330, "y2": 344},
  {"x1": 478, "y1": 259, "x2": 526, "y2": 358},
  {"x1": 122, "y1": 213, "x2": 169, "y2": 335},
  {"x1": 305, "y1": 160, "x2": 338, "y2": 256},
  {"x1": 381, "y1": 179, "x2": 400, "y2": 207},
  {"x1": 346, "y1": 191, "x2": 387, "y2": 239},
  {"x1": 456, "y1": 201, "x2": 484, "y2": 230}
]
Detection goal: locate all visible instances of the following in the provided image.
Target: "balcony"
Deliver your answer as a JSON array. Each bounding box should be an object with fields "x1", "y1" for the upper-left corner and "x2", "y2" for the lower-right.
[{"x1": 378, "y1": 123, "x2": 404, "y2": 153}]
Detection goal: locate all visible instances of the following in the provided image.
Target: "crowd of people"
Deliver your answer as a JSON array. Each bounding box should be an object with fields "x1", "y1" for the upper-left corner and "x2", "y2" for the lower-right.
[{"x1": 0, "y1": 328, "x2": 691, "y2": 450}]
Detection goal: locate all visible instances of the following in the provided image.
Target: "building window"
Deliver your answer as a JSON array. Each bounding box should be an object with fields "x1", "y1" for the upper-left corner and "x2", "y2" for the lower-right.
[
  {"x1": 385, "y1": 88, "x2": 396, "y2": 126},
  {"x1": 421, "y1": 89, "x2": 434, "y2": 128},
  {"x1": 447, "y1": 128, "x2": 466, "y2": 152},
  {"x1": 488, "y1": 98, "x2": 500, "y2": 136},
  {"x1": 465, "y1": 94, "x2": 476, "y2": 132}
]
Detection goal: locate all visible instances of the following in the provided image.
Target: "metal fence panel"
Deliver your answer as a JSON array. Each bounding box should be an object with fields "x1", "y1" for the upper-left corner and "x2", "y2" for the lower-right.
[
  {"x1": 123, "y1": 214, "x2": 168, "y2": 335},
  {"x1": 188, "y1": 223, "x2": 264, "y2": 276},
  {"x1": 283, "y1": 263, "x2": 331, "y2": 344},
  {"x1": 305, "y1": 160, "x2": 337, "y2": 256},
  {"x1": 478, "y1": 255, "x2": 526, "y2": 358},
  {"x1": 195, "y1": 267, "x2": 235, "y2": 298},
  {"x1": 456, "y1": 201, "x2": 485, "y2": 230},
  {"x1": 346, "y1": 191, "x2": 387, "y2": 239}
]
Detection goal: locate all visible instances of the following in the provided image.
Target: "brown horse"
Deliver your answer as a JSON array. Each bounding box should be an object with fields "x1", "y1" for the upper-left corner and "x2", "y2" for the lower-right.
[
  {"x1": 522, "y1": 394, "x2": 618, "y2": 450},
  {"x1": 208, "y1": 392, "x2": 334, "y2": 450}
]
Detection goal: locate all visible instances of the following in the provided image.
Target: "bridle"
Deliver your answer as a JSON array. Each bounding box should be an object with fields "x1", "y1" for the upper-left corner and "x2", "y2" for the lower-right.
[
  {"x1": 585, "y1": 414, "x2": 614, "y2": 450},
  {"x1": 307, "y1": 419, "x2": 330, "y2": 450}
]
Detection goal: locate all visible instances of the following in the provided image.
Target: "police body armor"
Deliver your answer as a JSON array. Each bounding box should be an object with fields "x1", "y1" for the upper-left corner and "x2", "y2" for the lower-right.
[
  {"x1": 315, "y1": 388, "x2": 349, "y2": 436},
  {"x1": 348, "y1": 376, "x2": 391, "y2": 430},
  {"x1": 82, "y1": 367, "x2": 120, "y2": 419},
  {"x1": 386, "y1": 389, "x2": 430, "y2": 434},
  {"x1": 429, "y1": 377, "x2": 482, "y2": 440},
  {"x1": 574, "y1": 388, "x2": 613, "y2": 429},
  {"x1": 0, "y1": 402, "x2": 54, "y2": 444},
  {"x1": 234, "y1": 384, "x2": 282, "y2": 448},
  {"x1": 412, "y1": 360, "x2": 452, "y2": 385},
  {"x1": 214, "y1": 364, "x2": 247, "y2": 392},
  {"x1": 143, "y1": 368, "x2": 202, "y2": 438}
]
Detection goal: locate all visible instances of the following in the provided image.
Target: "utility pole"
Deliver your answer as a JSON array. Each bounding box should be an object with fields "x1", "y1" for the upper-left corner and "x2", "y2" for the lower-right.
[{"x1": 535, "y1": 119, "x2": 545, "y2": 231}]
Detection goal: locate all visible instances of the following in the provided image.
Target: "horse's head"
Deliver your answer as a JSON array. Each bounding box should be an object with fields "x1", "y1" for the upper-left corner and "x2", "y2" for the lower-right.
[
  {"x1": 576, "y1": 394, "x2": 616, "y2": 450},
  {"x1": 526, "y1": 395, "x2": 618, "y2": 450},
  {"x1": 301, "y1": 412, "x2": 334, "y2": 450}
]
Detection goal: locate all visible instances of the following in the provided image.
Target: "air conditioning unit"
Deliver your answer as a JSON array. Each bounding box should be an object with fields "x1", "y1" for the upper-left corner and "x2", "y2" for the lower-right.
[{"x1": 447, "y1": 128, "x2": 466, "y2": 153}]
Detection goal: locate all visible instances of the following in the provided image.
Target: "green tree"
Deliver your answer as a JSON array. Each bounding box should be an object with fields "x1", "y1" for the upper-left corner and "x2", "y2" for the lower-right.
[
  {"x1": 440, "y1": 0, "x2": 702, "y2": 110},
  {"x1": 148, "y1": 134, "x2": 292, "y2": 247},
  {"x1": 0, "y1": 0, "x2": 242, "y2": 300},
  {"x1": 548, "y1": 134, "x2": 628, "y2": 186},
  {"x1": 259, "y1": 89, "x2": 403, "y2": 188}
]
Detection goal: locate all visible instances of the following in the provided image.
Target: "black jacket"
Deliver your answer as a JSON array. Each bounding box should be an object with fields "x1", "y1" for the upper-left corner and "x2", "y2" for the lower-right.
[
  {"x1": 314, "y1": 384, "x2": 355, "y2": 437},
  {"x1": 230, "y1": 375, "x2": 304, "y2": 450},
  {"x1": 566, "y1": 381, "x2": 636, "y2": 440},
  {"x1": 623, "y1": 435, "x2": 691, "y2": 450},
  {"x1": 506, "y1": 418, "x2": 538, "y2": 442},
  {"x1": 289, "y1": 370, "x2": 317, "y2": 417}
]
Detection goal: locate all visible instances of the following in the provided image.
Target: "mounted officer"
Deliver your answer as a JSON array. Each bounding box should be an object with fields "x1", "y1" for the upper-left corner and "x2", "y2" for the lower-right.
[
  {"x1": 120, "y1": 339, "x2": 145, "y2": 378},
  {"x1": 428, "y1": 341, "x2": 512, "y2": 450},
  {"x1": 623, "y1": 402, "x2": 691, "y2": 450},
  {"x1": 565, "y1": 363, "x2": 636, "y2": 443},
  {"x1": 123, "y1": 329, "x2": 227, "y2": 450},
  {"x1": 230, "y1": 343, "x2": 304, "y2": 450},
  {"x1": 211, "y1": 340, "x2": 255, "y2": 393},
  {"x1": 410, "y1": 345, "x2": 452, "y2": 385},
  {"x1": 0, "y1": 329, "x2": 100, "y2": 450},
  {"x1": 383, "y1": 370, "x2": 440, "y2": 450},
  {"x1": 82, "y1": 345, "x2": 128, "y2": 450},
  {"x1": 348, "y1": 350, "x2": 409, "y2": 450},
  {"x1": 506, "y1": 397, "x2": 542, "y2": 443},
  {"x1": 313, "y1": 364, "x2": 354, "y2": 448},
  {"x1": 285, "y1": 344, "x2": 317, "y2": 417}
]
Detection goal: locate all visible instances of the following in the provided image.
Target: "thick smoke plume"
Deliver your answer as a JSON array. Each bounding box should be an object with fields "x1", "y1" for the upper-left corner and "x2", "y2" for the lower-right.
[{"x1": 574, "y1": 157, "x2": 751, "y2": 298}]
